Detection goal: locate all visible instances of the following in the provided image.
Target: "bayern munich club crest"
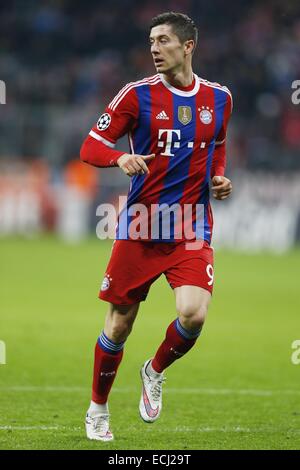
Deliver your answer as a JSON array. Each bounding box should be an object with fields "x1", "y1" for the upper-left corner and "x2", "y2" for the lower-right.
[
  {"x1": 101, "y1": 274, "x2": 112, "y2": 291},
  {"x1": 97, "y1": 113, "x2": 111, "y2": 131},
  {"x1": 199, "y1": 106, "x2": 213, "y2": 125}
]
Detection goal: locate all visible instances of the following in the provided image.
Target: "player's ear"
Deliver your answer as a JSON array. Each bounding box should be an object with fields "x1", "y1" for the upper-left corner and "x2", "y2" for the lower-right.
[{"x1": 184, "y1": 39, "x2": 195, "y2": 56}]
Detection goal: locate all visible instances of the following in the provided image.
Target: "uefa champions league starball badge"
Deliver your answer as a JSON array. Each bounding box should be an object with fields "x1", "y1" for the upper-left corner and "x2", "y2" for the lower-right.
[
  {"x1": 199, "y1": 106, "x2": 213, "y2": 124},
  {"x1": 97, "y1": 113, "x2": 111, "y2": 131}
]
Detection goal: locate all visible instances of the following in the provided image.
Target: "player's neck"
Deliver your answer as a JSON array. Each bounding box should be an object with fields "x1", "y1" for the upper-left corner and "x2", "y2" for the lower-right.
[{"x1": 162, "y1": 67, "x2": 194, "y2": 89}]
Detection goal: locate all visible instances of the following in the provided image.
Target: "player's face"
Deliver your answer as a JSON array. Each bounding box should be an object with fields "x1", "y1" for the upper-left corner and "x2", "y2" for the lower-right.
[{"x1": 149, "y1": 24, "x2": 187, "y2": 74}]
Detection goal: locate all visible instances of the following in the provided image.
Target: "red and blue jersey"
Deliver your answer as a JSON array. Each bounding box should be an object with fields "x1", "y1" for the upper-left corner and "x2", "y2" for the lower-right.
[{"x1": 89, "y1": 73, "x2": 233, "y2": 244}]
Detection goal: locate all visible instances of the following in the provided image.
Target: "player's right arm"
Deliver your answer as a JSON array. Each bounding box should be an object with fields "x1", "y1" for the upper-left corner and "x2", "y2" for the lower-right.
[{"x1": 80, "y1": 85, "x2": 155, "y2": 175}]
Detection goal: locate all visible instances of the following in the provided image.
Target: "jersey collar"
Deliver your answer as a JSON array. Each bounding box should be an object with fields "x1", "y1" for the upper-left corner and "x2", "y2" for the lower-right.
[{"x1": 159, "y1": 73, "x2": 200, "y2": 97}]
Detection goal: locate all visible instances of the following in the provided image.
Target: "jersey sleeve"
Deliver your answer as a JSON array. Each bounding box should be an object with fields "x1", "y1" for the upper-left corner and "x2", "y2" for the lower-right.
[
  {"x1": 210, "y1": 91, "x2": 233, "y2": 177},
  {"x1": 80, "y1": 85, "x2": 139, "y2": 167},
  {"x1": 90, "y1": 85, "x2": 139, "y2": 146}
]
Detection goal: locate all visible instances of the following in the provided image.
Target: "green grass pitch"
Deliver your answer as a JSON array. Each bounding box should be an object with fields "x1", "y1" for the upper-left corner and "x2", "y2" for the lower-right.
[{"x1": 0, "y1": 236, "x2": 299, "y2": 450}]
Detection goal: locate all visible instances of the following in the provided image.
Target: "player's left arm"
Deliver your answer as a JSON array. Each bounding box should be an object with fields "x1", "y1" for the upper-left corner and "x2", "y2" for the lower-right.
[{"x1": 211, "y1": 90, "x2": 233, "y2": 201}]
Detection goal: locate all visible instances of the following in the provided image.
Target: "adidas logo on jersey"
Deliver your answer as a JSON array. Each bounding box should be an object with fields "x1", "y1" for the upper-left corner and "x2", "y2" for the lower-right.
[{"x1": 156, "y1": 110, "x2": 169, "y2": 120}]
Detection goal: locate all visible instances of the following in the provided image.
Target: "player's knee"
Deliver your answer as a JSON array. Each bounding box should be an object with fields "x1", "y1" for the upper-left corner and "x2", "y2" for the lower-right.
[
  {"x1": 179, "y1": 305, "x2": 208, "y2": 330},
  {"x1": 107, "y1": 319, "x2": 132, "y2": 343},
  {"x1": 105, "y1": 303, "x2": 138, "y2": 342}
]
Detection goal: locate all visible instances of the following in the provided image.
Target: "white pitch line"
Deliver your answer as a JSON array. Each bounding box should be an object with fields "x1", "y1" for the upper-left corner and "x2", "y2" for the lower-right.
[
  {"x1": 167, "y1": 388, "x2": 300, "y2": 396},
  {"x1": 0, "y1": 426, "x2": 61, "y2": 431},
  {"x1": 0, "y1": 425, "x2": 299, "y2": 434},
  {"x1": 0, "y1": 386, "x2": 299, "y2": 396}
]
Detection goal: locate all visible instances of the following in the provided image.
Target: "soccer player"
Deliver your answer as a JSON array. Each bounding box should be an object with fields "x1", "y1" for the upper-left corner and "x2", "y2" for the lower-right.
[{"x1": 80, "y1": 12, "x2": 233, "y2": 441}]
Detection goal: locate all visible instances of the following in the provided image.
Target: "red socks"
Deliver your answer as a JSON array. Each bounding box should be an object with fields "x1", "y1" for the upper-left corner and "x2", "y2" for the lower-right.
[
  {"x1": 91, "y1": 319, "x2": 201, "y2": 403},
  {"x1": 152, "y1": 318, "x2": 201, "y2": 373},
  {"x1": 91, "y1": 332, "x2": 124, "y2": 404}
]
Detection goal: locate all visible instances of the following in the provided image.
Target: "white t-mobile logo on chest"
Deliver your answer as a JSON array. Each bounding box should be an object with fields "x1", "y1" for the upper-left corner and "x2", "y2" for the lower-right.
[{"x1": 158, "y1": 129, "x2": 206, "y2": 156}]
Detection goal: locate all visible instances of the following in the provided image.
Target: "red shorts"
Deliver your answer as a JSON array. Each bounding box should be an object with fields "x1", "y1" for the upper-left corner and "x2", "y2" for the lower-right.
[{"x1": 99, "y1": 240, "x2": 214, "y2": 305}]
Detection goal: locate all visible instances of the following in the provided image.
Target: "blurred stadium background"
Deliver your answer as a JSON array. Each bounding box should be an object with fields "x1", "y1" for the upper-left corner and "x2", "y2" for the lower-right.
[
  {"x1": 0, "y1": 0, "x2": 300, "y2": 248},
  {"x1": 1, "y1": 0, "x2": 300, "y2": 450}
]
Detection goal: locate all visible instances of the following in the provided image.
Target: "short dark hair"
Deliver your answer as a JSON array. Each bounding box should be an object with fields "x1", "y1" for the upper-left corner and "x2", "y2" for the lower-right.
[{"x1": 150, "y1": 12, "x2": 198, "y2": 48}]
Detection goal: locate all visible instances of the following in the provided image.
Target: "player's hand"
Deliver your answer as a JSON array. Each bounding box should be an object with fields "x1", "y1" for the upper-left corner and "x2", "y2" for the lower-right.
[
  {"x1": 211, "y1": 175, "x2": 232, "y2": 200},
  {"x1": 117, "y1": 153, "x2": 155, "y2": 177}
]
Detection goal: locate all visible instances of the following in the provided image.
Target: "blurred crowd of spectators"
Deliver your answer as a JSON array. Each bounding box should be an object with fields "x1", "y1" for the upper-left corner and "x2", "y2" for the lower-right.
[{"x1": 0, "y1": 0, "x2": 300, "y2": 171}]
